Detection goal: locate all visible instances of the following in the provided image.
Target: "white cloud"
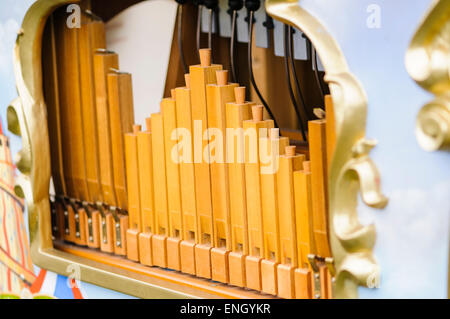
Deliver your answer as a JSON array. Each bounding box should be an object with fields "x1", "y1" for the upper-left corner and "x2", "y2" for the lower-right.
[{"x1": 359, "y1": 179, "x2": 450, "y2": 298}]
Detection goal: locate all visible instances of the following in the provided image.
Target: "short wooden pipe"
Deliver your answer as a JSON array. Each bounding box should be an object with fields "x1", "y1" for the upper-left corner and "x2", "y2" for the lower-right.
[
  {"x1": 145, "y1": 117, "x2": 151, "y2": 132},
  {"x1": 199, "y1": 48, "x2": 211, "y2": 67},
  {"x1": 133, "y1": 124, "x2": 141, "y2": 135},
  {"x1": 252, "y1": 105, "x2": 264, "y2": 122},
  {"x1": 285, "y1": 145, "x2": 296, "y2": 157},
  {"x1": 216, "y1": 70, "x2": 228, "y2": 86},
  {"x1": 184, "y1": 73, "x2": 191, "y2": 89},
  {"x1": 234, "y1": 86, "x2": 246, "y2": 104}
]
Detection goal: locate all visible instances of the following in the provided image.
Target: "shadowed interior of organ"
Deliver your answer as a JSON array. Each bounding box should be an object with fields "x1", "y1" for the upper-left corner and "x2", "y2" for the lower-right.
[{"x1": 43, "y1": 0, "x2": 335, "y2": 299}]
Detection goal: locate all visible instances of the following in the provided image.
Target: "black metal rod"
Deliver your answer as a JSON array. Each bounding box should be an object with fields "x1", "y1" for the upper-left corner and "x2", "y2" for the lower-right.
[
  {"x1": 248, "y1": 10, "x2": 278, "y2": 128},
  {"x1": 230, "y1": 10, "x2": 238, "y2": 83},
  {"x1": 288, "y1": 26, "x2": 314, "y2": 121},
  {"x1": 208, "y1": 8, "x2": 213, "y2": 49},
  {"x1": 177, "y1": 4, "x2": 188, "y2": 74},
  {"x1": 196, "y1": 5, "x2": 202, "y2": 61},
  {"x1": 312, "y1": 46, "x2": 325, "y2": 101},
  {"x1": 284, "y1": 25, "x2": 307, "y2": 141}
]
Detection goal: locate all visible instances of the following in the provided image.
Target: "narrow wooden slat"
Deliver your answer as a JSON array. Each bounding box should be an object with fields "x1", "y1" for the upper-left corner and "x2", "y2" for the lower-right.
[
  {"x1": 151, "y1": 112, "x2": 169, "y2": 268},
  {"x1": 162, "y1": 98, "x2": 183, "y2": 240},
  {"x1": 125, "y1": 125, "x2": 141, "y2": 261},
  {"x1": 206, "y1": 78, "x2": 237, "y2": 251},
  {"x1": 189, "y1": 58, "x2": 222, "y2": 248},
  {"x1": 225, "y1": 87, "x2": 253, "y2": 288},
  {"x1": 206, "y1": 71, "x2": 237, "y2": 283},
  {"x1": 293, "y1": 163, "x2": 316, "y2": 268},
  {"x1": 137, "y1": 119, "x2": 155, "y2": 234},
  {"x1": 137, "y1": 119, "x2": 155, "y2": 266},
  {"x1": 261, "y1": 136, "x2": 289, "y2": 263},
  {"x1": 42, "y1": 14, "x2": 66, "y2": 197},
  {"x1": 78, "y1": 18, "x2": 106, "y2": 203},
  {"x1": 243, "y1": 118, "x2": 273, "y2": 259},
  {"x1": 93, "y1": 51, "x2": 119, "y2": 205},
  {"x1": 124, "y1": 127, "x2": 142, "y2": 231},
  {"x1": 175, "y1": 86, "x2": 197, "y2": 243},
  {"x1": 151, "y1": 113, "x2": 169, "y2": 236},
  {"x1": 54, "y1": 11, "x2": 77, "y2": 199},
  {"x1": 277, "y1": 152, "x2": 305, "y2": 268},
  {"x1": 308, "y1": 120, "x2": 331, "y2": 258},
  {"x1": 108, "y1": 71, "x2": 134, "y2": 210},
  {"x1": 162, "y1": 97, "x2": 183, "y2": 271},
  {"x1": 276, "y1": 149, "x2": 305, "y2": 298},
  {"x1": 175, "y1": 84, "x2": 198, "y2": 275},
  {"x1": 259, "y1": 135, "x2": 289, "y2": 295},
  {"x1": 65, "y1": 19, "x2": 89, "y2": 201},
  {"x1": 325, "y1": 95, "x2": 336, "y2": 171},
  {"x1": 242, "y1": 113, "x2": 274, "y2": 291}
]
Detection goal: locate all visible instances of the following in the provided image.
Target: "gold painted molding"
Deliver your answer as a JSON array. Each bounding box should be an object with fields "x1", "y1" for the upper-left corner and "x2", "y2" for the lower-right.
[
  {"x1": 266, "y1": 0, "x2": 388, "y2": 298},
  {"x1": 405, "y1": 0, "x2": 450, "y2": 151}
]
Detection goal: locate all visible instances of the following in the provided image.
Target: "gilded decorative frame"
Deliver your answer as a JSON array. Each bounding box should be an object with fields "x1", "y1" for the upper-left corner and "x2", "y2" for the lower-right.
[
  {"x1": 266, "y1": 0, "x2": 388, "y2": 298},
  {"x1": 405, "y1": 0, "x2": 450, "y2": 152},
  {"x1": 9, "y1": 0, "x2": 387, "y2": 298}
]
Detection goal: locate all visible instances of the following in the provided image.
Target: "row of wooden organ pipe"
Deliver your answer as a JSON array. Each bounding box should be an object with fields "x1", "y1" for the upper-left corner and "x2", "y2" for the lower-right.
[{"x1": 45, "y1": 12, "x2": 336, "y2": 299}]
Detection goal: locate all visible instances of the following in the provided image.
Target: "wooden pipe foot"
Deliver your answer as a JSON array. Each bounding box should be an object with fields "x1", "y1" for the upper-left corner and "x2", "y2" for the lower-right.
[
  {"x1": 126, "y1": 228, "x2": 140, "y2": 261},
  {"x1": 245, "y1": 256, "x2": 262, "y2": 291},
  {"x1": 228, "y1": 252, "x2": 246, "y2": 288},
  {"x1": 261, "y1": 259, "x2": 279, "y2": 296},
  {"x1": 319, "y1": 264, "x2": 332, "y2": 299},
  {"x1": 295, "y1": 268, "x2": 313, "y2": 299},
  {"x1": 152, "y1": 235, "x2": 167, "y2": 268},
  {"x1": 180, "y1": 241, "x2": 196, "y2": 275},
  {"x1": 211, "y1": 248, "x2": 229, "y2": 283},
  {"x1": 166, "y1": 237, "x2": 182, "y2": 271},
  {"x1": 277, "y1": 264, "x2": 296, "y2": 299},
  {"x1": 138, "y1": 232, "x2": 153, "y2": 266},
  {"x1": 194, "y1": 244, "x2": 212, "y2": 279}
]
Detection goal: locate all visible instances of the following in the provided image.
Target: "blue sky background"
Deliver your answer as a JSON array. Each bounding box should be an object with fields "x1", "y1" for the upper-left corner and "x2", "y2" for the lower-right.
[{"x1": 301, "y1": 0, "x2": 450, "y2": 298}]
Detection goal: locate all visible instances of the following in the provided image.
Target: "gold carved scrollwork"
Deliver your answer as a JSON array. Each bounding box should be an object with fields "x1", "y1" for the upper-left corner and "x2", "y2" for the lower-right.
[
  {"x1": 266, "y1": 0, "x2": 388, "y2": 298},
  {"x1": 406, "y1": 0, "x2": 450, "y2": 151}
]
